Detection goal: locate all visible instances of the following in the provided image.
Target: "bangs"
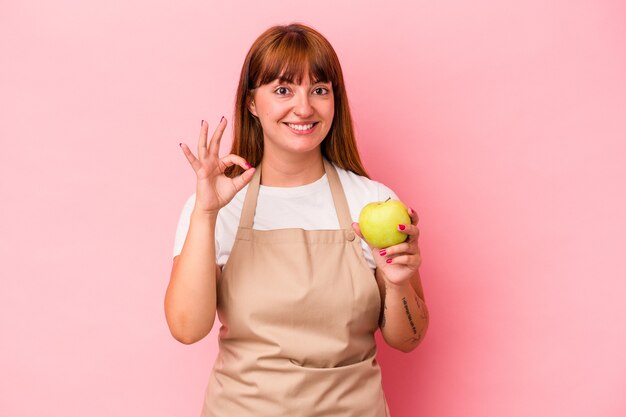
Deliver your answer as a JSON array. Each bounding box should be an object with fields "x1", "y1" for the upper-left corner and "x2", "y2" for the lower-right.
[{"x1": 250, "y1": 32, "x2": 338, "y2": 88}]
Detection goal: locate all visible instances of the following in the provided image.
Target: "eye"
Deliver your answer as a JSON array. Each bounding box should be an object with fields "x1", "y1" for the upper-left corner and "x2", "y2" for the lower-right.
[
  {"x1": 274, "y1": 86, "x2": 290, "y2": 96},
  {"x1": 313, "y1": 87, "x2": 330, "y2": 95}
]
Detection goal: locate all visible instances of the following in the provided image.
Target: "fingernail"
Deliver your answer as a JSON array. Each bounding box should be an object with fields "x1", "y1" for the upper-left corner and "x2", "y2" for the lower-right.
[
  {"x1": 398, "y1": 224, "x2": 406, "y2": 231},
  {"x1": 245, "y1": 163, "x2": 252, "y2": 169},
  {"x1": 379, "y1": 250, "x2": 387, "y2": 256},
  {"x1": 179, "y1": 142, "x2": 183, "y2": 147},
  {"x1": 220, "y1": 116, "x2": 224, "y2": 123},
  {"x1": 409, "y1": 207, "x2": 414, "y2": 215},
  {"x1": 386, "y1": 258, "x2": 393, "y2": 264},
  {"x1": 201, "y1": 119, "x2": 204, "y2": 127}
]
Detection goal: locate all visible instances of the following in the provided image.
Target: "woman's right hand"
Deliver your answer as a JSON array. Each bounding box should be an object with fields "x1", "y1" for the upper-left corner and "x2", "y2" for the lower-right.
[{"x1": 179, "y1": 117, "x2": 256, "y2": 216}]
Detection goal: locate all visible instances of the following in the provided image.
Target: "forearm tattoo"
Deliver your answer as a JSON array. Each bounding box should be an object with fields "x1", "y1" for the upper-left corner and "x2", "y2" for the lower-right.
[{"x1": 402, "y1": 297, "x2": 418, "y2": 335}]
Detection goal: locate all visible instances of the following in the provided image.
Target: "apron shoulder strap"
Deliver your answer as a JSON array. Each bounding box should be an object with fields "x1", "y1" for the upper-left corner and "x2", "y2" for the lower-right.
[
  {"x1": 238, "y1": 162, "x2": 262, "y2": 229},
  {"x1": 323, "y1": 159, "x2": 354, "y2": 230}
]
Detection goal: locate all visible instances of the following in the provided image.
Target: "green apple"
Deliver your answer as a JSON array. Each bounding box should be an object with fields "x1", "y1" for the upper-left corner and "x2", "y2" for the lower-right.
[{"x1": 358, "y1": 199, "x2": 411, "y2": 249}]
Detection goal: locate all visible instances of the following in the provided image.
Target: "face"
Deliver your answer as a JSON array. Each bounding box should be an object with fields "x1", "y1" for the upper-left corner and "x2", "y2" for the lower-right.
[{"x1": 248, "y1": 73, "x2": 334, "y2": 158}]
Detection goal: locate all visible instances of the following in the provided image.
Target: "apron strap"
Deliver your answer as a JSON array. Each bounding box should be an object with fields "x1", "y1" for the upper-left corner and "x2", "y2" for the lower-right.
[
  {"x1": 323, "y1": 159, "x2": 355, "y2": 230},
  {"x1": 237, "y1": 158, "x2": 355, "y2": 231},
  {"x1": 238, "y1": 162, "x2": 262, "y2": 229}
]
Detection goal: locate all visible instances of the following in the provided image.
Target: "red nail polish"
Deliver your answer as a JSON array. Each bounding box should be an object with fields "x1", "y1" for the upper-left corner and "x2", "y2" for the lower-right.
[
  {"x1": 220, "y1": 116, "x2": 224, "y2": 123},
  {"x1": 386, "y1": 258, "x2": 393, "y2": 264},
  {"x1": 398, "y1": 224, "x2": 406, "y2": 231},
  {"x1": 245, "y1": 163, "x2": 252, "y2": 169},
  {"x1": 179, "y1": 142, "x2": 182, "y2": 147},
  {"x1": 379, "y1": 250, "x2": 386, "y2": 256}
]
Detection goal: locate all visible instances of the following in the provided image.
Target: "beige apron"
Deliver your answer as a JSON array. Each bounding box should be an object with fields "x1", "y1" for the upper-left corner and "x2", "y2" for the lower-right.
[{"x1": 201, "y1": 159, "x2": 390, "y2": 417}]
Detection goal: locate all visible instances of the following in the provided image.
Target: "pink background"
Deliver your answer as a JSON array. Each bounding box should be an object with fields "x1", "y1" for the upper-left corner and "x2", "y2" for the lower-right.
[{"x1": 2, "y1": 1, "x2": 625, "y2": 416}]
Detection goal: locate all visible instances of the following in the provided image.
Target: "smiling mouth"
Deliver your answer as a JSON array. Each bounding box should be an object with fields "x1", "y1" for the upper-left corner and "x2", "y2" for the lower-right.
[{"x1": 284, "y1": 122, "x2": 319, "y2": 132}]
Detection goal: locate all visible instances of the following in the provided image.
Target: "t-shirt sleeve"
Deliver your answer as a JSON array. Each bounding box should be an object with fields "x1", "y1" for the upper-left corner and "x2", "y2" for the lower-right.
[
  {"x1": 376, "y1": 182, "x2": 400, "y2": 203},
  {"x1": 172, "y1": 193, "x2": 196, "y2": 259}
]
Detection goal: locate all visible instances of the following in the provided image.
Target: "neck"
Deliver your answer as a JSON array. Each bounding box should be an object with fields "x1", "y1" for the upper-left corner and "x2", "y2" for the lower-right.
[{"x1": 260, "y1": 150, "x2": 325, "y2": 187}]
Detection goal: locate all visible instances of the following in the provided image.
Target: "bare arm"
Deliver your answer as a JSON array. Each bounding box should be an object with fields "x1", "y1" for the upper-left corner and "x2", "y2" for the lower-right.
[
  {"x1": 376, "y1": 268, "x2": 429, "y2": 352},
  {"x1": 165, "y1": 209, "x2": 220, "y2": 344},
  {"x1": 164, "y1": 118, "x2": 255, "y2": 344},
  {"x1": 353, "y1": 206, "x2": 429, "y2": 352}
]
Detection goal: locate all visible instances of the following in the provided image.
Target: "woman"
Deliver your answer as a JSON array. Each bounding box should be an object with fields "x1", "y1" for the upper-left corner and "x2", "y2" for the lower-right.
[{"x1": 166, "y1": 23, "x2": 429, "y2": 417}]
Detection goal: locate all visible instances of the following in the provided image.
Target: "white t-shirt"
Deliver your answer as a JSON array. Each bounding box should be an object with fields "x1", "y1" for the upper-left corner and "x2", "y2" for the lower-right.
[{"x1": 172, "y1": 163, "x2": 399, "y2": 270}]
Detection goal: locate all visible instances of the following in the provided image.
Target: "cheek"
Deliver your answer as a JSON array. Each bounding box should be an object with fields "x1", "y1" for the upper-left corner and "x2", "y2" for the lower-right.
[
  {"x1": 255, "y1": 104, "x2": 274, "y2": 122},
  {"x1": 261, "y1": 104, "x2": 288, "y2": 120},
  {"x1": 325, "y1": 98, "x2": 335, "y2": 119},
  {"x1": 325, "y1": 105, "x2": 335, "y2": 122}
]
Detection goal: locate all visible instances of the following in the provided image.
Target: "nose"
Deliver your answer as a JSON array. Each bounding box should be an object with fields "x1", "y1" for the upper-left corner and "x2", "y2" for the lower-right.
[{"x1": 293, "y1": 92, "x2": 314, "y2": 118}]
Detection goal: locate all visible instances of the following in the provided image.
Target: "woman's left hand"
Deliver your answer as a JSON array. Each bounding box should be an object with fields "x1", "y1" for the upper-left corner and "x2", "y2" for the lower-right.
[{"x1": 352, "y1": 207, "x2": 422, "y2": 286}]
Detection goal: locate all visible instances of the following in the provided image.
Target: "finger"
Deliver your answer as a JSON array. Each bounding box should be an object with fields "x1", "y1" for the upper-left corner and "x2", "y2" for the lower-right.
[
  {"x1": 216, "y1": 154, "x2": 252, "y2": 174},
  {"x1": 208, "y1": 117, "x2": 227, "y2": 157},
  {"x1": 231, "y1": 167, "x2": 257, "y2": 192},
  {"x1": 198, "y1": 120, "x2": 209, "y2": 158},
  {"x1": 408, "y1": 207, "x2": 419, "y2": 225},
  {"x1": 385, "y1": 254, "x2": 422, "y2": 268},
  {"x1": 378, "y1": 242, "x2": 411, "y2": 258},
  {"x1": 180, "y1": 142, "x2": 202, "y2": 173},
  {"x1": 351, "y1": 222, "x2": 374, "y2": 249},
  {"x1": 398, "y1": 223, "x2": 420, "y2": 240}
]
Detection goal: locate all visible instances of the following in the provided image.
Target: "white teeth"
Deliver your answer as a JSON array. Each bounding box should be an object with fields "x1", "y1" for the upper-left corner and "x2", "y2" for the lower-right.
[{"x1": 287, "y1": 123, "x2": 315, "y2": 131}]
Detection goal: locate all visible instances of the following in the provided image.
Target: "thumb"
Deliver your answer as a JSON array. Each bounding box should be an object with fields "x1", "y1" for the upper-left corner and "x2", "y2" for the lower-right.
[
  {"x1": 233, "y1": 167, "x2": 256, "y2": 192},
  {"x1": 352, "y1": 222, "x2": 375, "y2": 250}
]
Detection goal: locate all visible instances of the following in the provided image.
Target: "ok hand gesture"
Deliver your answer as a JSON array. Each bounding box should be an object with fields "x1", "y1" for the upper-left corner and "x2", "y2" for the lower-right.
[{"x1": 179, "y1": 118, "x2": 256, "y2": 215}]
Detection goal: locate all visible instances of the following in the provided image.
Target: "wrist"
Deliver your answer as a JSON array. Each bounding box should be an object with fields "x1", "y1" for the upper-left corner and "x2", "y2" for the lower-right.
[
  {"x1": 191, "y1": 207, "x2": 219, "y2": 223},
  {"x1": 383, "y1": 279, "x2": 412, "y2": 293}
]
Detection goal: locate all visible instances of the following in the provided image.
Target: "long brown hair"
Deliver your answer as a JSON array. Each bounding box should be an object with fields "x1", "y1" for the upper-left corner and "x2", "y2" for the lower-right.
[{"x1": 225, "y1": 23, "x2": 369, "y2": 179}]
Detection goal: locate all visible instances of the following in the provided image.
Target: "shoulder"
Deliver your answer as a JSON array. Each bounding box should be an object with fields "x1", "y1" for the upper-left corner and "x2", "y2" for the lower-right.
[
  {"x1": 332, "y1": 164, "x2": 400, "y2": 224},
  {"x1": 172, "y1": 193, "x2": 197, "y2": 258},
  {"x1": 334, "y1": 164, "x2": 399, "y2": 203},
  {"x1": 182, "y1": 193, "x2": 196, "y2": 209},
  {"x1": 174, "y1": 193, "x2": 197, "y2": 225}
]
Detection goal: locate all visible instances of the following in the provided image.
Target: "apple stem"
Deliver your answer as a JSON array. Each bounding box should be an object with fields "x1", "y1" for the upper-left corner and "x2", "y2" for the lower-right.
[{"x1": 385, "y1": 197, "x2": 391, "y2": 202}]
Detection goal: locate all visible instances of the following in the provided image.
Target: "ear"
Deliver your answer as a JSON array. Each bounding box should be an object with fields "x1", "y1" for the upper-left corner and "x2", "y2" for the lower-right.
[{"x1": 248, "y1": 98, "x2": 258, "y2": 117}]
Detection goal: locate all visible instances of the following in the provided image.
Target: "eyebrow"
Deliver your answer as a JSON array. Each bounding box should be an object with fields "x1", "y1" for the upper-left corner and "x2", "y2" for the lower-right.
[{"x1": 274, "y1": 78, "x2": 331, "y2": 85}]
